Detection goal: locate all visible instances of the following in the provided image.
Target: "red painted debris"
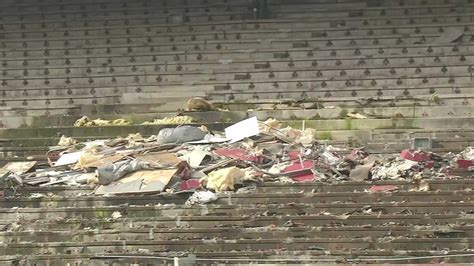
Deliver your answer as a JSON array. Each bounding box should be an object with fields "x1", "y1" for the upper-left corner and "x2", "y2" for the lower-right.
[
  {"x1": 180, "y1": 179, "x2": 201, "y2": 191},
  {"x1": 283, "y1": 160, "x2": 315, "y2": 182},
  {"x1": 400, "y1": 149, "x2": 431, "y2": 162},
  {"x1": 287, "y1": 151, "x2": 302, "y2": 161},
  {"x1": 457, "y1": 159, "x2": 474, "y2": 169},
  {"x1": 369, "y1": 185, "x2": 398, "y2": 193},
  {"x1": 0, "y1": 190, "x2": 4, "y2": 198},
  {"x1": 214, "y1": 148, "x2": 263, "y2": 163}
]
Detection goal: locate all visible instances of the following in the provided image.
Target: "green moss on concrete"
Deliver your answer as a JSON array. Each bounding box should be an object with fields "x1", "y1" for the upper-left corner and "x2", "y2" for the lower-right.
[
  {"x1": 317, "y1": 131, "x2": 333, "y2": 140},
  {"x1": 94, "y1": 210, "x2": 114, "y2": 219},
  {"x1": 338, "y1": 109, "x2": 348, "y2": 118},
  {"x1": 345, "y1": 118, "x2": 353, "y2": 130}
]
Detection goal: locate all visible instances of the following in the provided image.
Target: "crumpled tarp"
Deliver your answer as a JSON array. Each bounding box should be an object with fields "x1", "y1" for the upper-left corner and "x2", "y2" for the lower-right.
[
  {"x1": 96, "y1": 159, "x2": 151, "y2": 185},
  {"x1": 156, "y1": 126, "x2": 207, "y2": 144}
]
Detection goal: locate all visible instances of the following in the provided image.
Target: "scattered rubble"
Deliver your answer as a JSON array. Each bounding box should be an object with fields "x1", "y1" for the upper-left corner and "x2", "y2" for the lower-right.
[{"x1": 0, "y1": 117, "x2": 472, "y2": 202}]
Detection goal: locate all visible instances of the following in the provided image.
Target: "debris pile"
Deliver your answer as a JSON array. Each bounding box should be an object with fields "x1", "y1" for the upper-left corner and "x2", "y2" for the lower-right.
[{"x1": 1, "y1": 117, "x2": 472, "y2": 199}]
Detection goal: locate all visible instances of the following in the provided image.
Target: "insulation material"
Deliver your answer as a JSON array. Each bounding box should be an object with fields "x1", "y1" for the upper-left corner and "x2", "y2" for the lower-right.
[
  {"x1": 142, "y1": 116, "x2": 195, "y2": 125},
  {"x1": 200, "y1": 166, "x2": 245, "y2": 192},
  {"x1": 73, "y1": 116, "x2": 130, "y2": 127},
  {"x1": 57, "y1": 135, "x2": 77, "y2": 147}
]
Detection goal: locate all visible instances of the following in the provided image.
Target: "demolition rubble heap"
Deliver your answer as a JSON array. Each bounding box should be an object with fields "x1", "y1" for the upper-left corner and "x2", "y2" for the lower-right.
[
  {"x1": 1, "y1": 0, "x2": 474, "y2": 264},
  {"x1": 1, "y1": 117, "x2": 474, "y2": 264}
]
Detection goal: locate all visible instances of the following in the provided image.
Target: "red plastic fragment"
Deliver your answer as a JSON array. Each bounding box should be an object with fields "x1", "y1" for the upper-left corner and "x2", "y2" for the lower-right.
[{"x1": 369, "y1": 185, "x2": 398, "y2": 193}]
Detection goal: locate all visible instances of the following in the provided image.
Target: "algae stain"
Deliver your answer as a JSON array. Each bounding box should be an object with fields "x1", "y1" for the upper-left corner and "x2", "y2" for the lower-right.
[
  {"x1": 318, "y1": 131, "x2": 333, "y2": 140},
  {"x1": 345, "y1": 118, "x2": 353, "y2": 130}
]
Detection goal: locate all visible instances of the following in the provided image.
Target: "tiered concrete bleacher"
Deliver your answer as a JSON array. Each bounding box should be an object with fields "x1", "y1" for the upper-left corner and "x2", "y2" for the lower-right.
[
  {"x1": 1, "y1": 179, "x2": 474, "y2": 264},
  {"x1": 0, "y1": 0, "x2": 473, "y2": 158}
]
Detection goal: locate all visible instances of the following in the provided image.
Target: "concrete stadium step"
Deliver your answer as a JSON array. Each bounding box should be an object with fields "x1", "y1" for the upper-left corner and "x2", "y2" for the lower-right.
[
  {"x1": 3, "y1": 63, "x2": 472, "y2": 82},
  {"x1": 3, "y1": 213, "x2": 472, "y2": 232},
  {"x1": 2, "y1": 53, "x2": 472, "y2": 79},
  {"x1": 0, "y1": 117, "x2": 472, "y2": 139},
  {"x1": 2, "y1": 43, "x2": 472, "y2": 70},
  {"x1": 2, "y1": 190, "x2": 472, "y2": 208},
  {"x1": 6, "y1": 179, "x2": 473, "y2": 198},
  {"x1": 0, "y1": 201, "x2": 472, "y2": 221},
  {"x1": 2, "y1": 100, "x2": 473, "y2": 126},
  {"x1": 3, "y1": 225, "x2": 474, "y2": 245},
  {"x1": 1, "y1": 21, "x2": 469, "y2": 53},
  {"x1": 2, "y1": 237, "x2": 474, "y2": 256},
  {"x1": 4, "y1": 249, "x2": 474, "y2": 265}
]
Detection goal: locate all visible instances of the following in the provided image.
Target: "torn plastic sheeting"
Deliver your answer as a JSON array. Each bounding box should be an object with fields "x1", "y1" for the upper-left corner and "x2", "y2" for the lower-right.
[
  {"x1": 214, "y1": 148, "x2": 263, "y2": 163},
  {"x1": 156, "y1": 126, "x2": 207, "y2": 144},
  {"x1": 283, "y1": 160, "x2": 315, "y2": 182},
  {"x1": 96, "y1": 159, "x2": 150, "y2": 185},
  {"x1": 185, "y1": 190, "x2": 218, "y2": 205},
  {"x1": 369, "y1": 185, "x2": 398, "y2": 193}
]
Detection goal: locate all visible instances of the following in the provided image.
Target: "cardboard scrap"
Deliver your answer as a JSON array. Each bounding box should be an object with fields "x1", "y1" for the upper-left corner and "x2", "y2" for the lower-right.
[
  {"x1": 0, "y1": 161, "x2": 37, "y2": 176},
  {"x1": 180, "y1": 149, "x2": 209, "y2": 168},
  {"x1": 95, "y1": 169, "x2": 177, "y2": 195},
  {"x1": 136, "y1": 153, "x2": 182, "y2": 166},
  {"x1": 369, "y1": 185, "x2": 398, "y2": 193}
]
